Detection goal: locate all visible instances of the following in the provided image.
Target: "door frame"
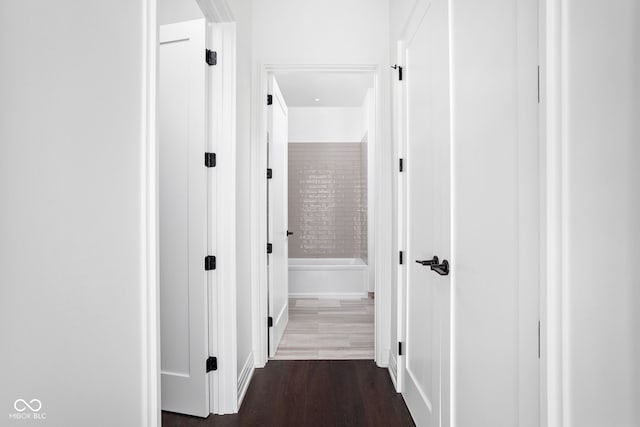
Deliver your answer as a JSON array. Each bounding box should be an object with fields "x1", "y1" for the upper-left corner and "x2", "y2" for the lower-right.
[
  {"x1": 251, "y1": 64, "x2": 388, "y2": 367},
  {"x1": 539, "y1": 0, "x2": 566, "y2": 425},
  {"x1": 392, "y1": 0, "x2": 434, "y2": 396},
  {"x1": 141, "y1": 0, "x2": 238, "y2": 423}
]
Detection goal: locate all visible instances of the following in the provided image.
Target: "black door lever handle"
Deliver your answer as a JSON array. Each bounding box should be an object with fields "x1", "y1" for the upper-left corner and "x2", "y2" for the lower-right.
[
  {"x1": 430, "y1": 259, "x2": 449, "y2": 276},
  {"x1": 416, "y1": 256, "x2": 439, "y2": 266},
  {"x1": 286, "y1": 230, "x2": 294, "y2": 236}
]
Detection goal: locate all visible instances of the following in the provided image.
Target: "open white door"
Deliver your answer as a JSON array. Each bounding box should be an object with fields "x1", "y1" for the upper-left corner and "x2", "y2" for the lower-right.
[
  {"x1": 267, "y1": 76, "x2": 289, "y2": 357},
  {"x1": 159, "y1": 18, "x2": 210, "y2": 417},
  {"x1": 401, "y1": 0, "x2": 451, "y2": 425}
]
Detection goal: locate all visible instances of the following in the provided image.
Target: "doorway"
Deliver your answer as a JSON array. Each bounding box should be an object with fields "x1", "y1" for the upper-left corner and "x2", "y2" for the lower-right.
[
  {"x1": 156, "y1": 0, "x2": 238, "y2": 417},
  {"x1": 261, "y1": 69, "x2": 378, "y2": 362}
]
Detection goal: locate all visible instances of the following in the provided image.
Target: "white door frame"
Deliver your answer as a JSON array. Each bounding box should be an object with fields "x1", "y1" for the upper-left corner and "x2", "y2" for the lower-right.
[
  {"x1": 539, "y1": 0, "x2": 564, "y2": 425},
  {"x1": 250, "y1": 64, "x2": 389, "y2": 367},
  {"x1": 206, "y1": 19, "x2": 239, "y2": 415},
  {"x1": 393, "y1": 39, "x2": 407, "y2": 393},
  {"x1": 141, "y1": 0, "x2": 238, "y2": 424}
]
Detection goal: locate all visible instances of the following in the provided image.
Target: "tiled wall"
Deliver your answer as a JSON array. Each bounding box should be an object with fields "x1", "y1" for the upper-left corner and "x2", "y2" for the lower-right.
[
  {"x1": 288, "y1": 142, "x2": 368, "y2": 259},
  {"x1": 360, "y1": 134, "x2": 368, "y2": 263}
]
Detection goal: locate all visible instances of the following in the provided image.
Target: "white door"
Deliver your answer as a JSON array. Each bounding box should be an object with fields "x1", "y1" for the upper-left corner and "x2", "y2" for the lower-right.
[
  {"x1": 267, "y1": 76, "x2": 289, "y2": 357},
  {"x1": 159, "y1": 18, "x2": 210, "y2": 417},
  {"x1": 401, "y1": 0, "x2": 451, "y2": 425}
]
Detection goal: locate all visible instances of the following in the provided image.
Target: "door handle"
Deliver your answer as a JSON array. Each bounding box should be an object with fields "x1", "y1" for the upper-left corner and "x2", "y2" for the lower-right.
[
  {"x1": 286, "y1": 230, "x2": 294, "y2": 236},
  {"x1": 416, "y1": 256, "x2": 438, "y2": 266},
  {"x1": 430, "y1": 259, "x2": 449, "y2": 276}
]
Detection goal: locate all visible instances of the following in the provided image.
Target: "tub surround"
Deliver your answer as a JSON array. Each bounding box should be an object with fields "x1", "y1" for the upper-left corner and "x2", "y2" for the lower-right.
[
  {"x1": 288, "y1": 142, "x2": 368, "y2": 259},
  {"x1": 289, "y1": 258, "x2": 368, "y2": 298}
]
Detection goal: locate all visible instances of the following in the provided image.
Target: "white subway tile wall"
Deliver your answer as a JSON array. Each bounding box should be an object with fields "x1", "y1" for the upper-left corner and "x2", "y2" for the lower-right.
[{"x1": 288, "y1": 143, "x2": 368, "y2": 259}]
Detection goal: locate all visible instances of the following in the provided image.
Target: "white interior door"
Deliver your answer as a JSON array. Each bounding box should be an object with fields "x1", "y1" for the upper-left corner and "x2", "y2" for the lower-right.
[
  {"x1": 159, "y1": 18, "x2": 210, "y2": 417},
  {"x1": 267, "y1": 76, "x2": 289, "y2": 357},
  {"x1": 402, "y1": 1, "x2": 451, "y2": 425}
]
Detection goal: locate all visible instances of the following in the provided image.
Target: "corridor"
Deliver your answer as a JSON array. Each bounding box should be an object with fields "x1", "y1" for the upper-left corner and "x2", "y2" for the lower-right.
[{"x1": 162, "y1": 361, "x2": 414, "y2": 427}]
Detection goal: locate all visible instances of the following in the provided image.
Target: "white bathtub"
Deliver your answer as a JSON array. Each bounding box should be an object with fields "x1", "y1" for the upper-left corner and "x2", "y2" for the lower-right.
[{"x1": 288, "y1": 258, "x2": 369, "y2": 298}]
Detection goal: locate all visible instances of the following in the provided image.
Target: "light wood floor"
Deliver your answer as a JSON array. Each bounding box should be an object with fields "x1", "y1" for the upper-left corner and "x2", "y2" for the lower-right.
[{"x1": 272, "y1": 297, "x2": 374, "y2": 360}]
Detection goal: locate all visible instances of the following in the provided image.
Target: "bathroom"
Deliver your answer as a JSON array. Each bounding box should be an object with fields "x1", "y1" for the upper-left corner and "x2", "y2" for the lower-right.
[{"x1": 268, "y1": 71, "x2": 376, "y2": 360}]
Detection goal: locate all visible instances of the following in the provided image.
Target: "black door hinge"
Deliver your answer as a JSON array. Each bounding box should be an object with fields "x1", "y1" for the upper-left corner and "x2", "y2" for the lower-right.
[
  {"x1": 268, "y1": 316, "x2": 273, "y2": 327},
  {"x1": 399, "y1": 251, "x2": 404, "y2": 265},
  {"x1": 398, "y1": 342, "x2": 403, "y2": 356},
  {"x1": 399, "y1": 158, "x2": 404, "y2": 172},
  {"x1": 206, "y1": 356, "x2": 217, "y2": 372},
  {"x1": 537, "y1": 65, "x2": 540, "y2": 104},
  {"x1": 205, "y1": 152, "x2": 216, "y2": 168},
  {"x1": 206, "y1": 49, "x2": 217, "y2": 66},
  {"x1": 205, "y1": 255, "x2": 216, "y2": 271},
  {"x1": 267, "y1": 243, "x2": 273, "y2": 254},
  {"x1": 267, "y1": 168, "x2": 273, "y2": 179},
  {"x1": 267, "y1": 94, "x2": 273, "y2": 105},
  {"x1": 391, "y1": 64, "x2": 403, "y2": 81}
]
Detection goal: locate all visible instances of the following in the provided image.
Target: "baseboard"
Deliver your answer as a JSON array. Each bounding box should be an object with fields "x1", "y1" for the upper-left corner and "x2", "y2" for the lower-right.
[
  {"x1": 388, "y1": 350, "x2": 398, "y2": 390},
  {"x1": 288, "y1": 292, "x2": 368, "y2": 299},
  {"x1": 376, "y1": 346, "x2": 390, "y2": 367},
  {"x1": 237, "y1": 351, "x2": 255, "y2": 409}
]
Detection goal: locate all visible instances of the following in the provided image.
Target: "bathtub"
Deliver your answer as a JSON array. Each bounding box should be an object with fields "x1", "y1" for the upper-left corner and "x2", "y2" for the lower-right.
[{"x1": 288, "y1": 258, "x2": 369, "y2": 298}]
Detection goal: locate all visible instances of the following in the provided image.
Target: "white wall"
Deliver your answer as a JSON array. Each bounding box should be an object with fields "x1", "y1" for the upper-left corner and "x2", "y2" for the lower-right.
[
  {"x1": 288, "y1": 107, "x2": 363, "y2": 142},
  {"x1": 0, "y1": 1, "x2": 154, "y2": 425},
  {"x1": 548, "y1": 1, "x2": 640, "y2": 425},
  {"x1": 252, "y1": 0, "x2": 389, "y2": 65},
  {"x1": 158, "y1": 0, "x2": 203, "y2": 25}
]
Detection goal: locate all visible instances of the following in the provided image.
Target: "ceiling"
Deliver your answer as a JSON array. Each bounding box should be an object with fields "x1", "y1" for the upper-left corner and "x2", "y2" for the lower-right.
[{"x1": 274, "y1": 73, "x2": 374, "y2": 107}]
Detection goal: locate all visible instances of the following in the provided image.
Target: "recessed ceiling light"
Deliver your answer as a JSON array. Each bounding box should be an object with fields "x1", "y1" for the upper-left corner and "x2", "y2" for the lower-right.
[{"x1": 314, "y1": 98, "x2": 320, "y2": 102}]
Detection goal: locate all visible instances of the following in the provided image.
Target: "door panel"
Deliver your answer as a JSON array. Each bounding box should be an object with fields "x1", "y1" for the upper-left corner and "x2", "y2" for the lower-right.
[
  {"x1": 267, "y1": 76, "x2": 289, "y2": 357},
  {"x1": 402, "y1": 1, "x2": 451, "y2": 425},
  {"x1": 159, "y1": 18, "x2": 210, "y2": 417}
]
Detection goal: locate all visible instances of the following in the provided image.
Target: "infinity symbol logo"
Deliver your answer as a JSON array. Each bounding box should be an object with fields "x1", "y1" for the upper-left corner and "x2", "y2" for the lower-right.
[{"x1": 14, "y1": 399, "x2": 42, "y2": 412}]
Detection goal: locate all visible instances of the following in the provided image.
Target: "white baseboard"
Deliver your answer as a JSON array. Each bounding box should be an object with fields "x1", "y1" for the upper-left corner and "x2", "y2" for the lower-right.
[
  {"x1": 237, "y1": 351, "x2": 255, "y2": 409},
  {"x1": 288, "y1": 292, "x2": 368, "y2": 299},
  {"x1": 388, "y1": 350, "x2": 398, "y2": 390},
  {"x1": 376, "y1": 346, "x2": 390, "y2": 367}
]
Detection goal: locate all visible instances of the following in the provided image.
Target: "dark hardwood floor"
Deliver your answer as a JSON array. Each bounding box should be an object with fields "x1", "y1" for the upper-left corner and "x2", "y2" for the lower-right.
[{"x1": 162, "y1": 360, "x2": 415, "y2": 427}]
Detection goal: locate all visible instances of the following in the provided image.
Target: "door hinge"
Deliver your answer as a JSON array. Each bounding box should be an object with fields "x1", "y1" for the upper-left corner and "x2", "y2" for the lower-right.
[
  {"x1": 205, "y1": 255, "x2": 216, "y2": 271},
  {"x1": 267, "y1": 168, "x2": 273, "y2": 179},
  {"x1": 267, "y1": 243, "x2": 273, "y2": 254},
  {"x1": 399, "y1": 251, "x2": 404, "y2": 265},
  {"x1": 205, "y1": 49, "x2": 217, "y2": 66},
  {"x1": 268, "y1": 316, "x2": 273, "y2": 327},
  {"x1": 399, "y1": 158, "x2": 404, "y2": 172},
  {"x1": 538, "y1": 320, "x2": 541, "y2": 359},
  {"x1": 537, "y1": 65, "x2": 540, "y2": 104},
  {"x1": 267, "y1": 94, "x2": 273, "y2": 105},
  {"x1": 206, "y1": 356, "x2": 218, "y2": 372},
  {"x1": 391, "y1": 64, "x2": 403, "y2": 81},
  {"x1": 205, "y1": 152, "x2": 216, "y2": 168},
  {"x1": 398, "y1": 342, "x2": 403, "y2": 356}
]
